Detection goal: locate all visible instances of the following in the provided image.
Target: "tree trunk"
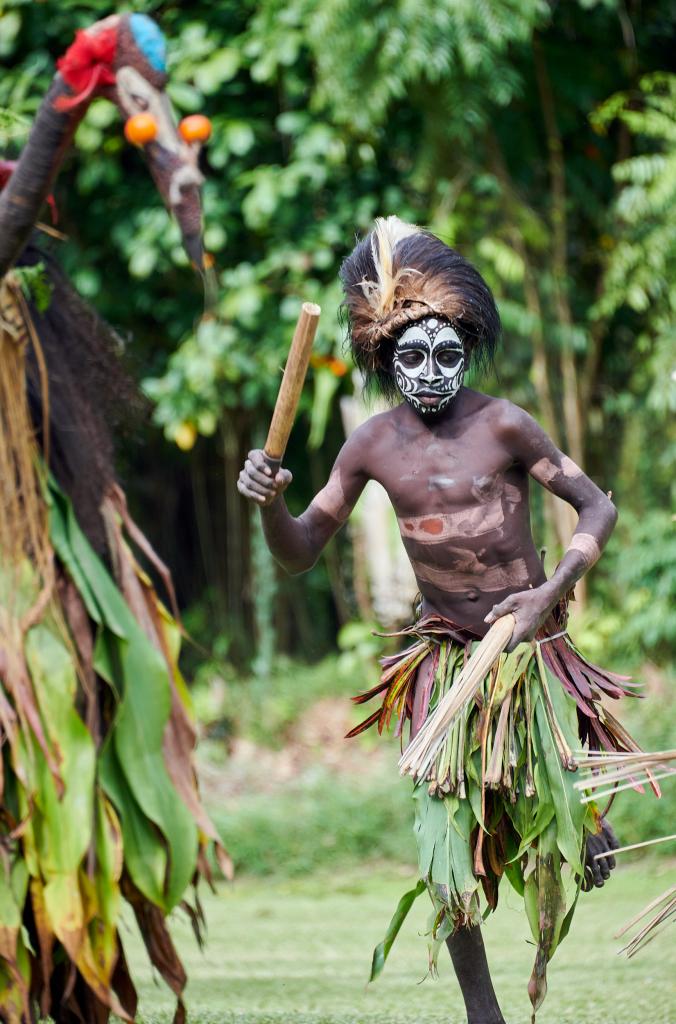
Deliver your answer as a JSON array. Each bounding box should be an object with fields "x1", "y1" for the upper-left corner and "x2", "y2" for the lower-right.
[{"x1": 533, "y1": 37, "x2": 585, "y2": 474}]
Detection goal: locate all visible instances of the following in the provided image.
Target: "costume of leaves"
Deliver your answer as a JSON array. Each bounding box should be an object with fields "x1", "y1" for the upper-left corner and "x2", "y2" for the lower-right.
[
  {"x1": 0, "y1": 14, "x2": 222, "y2": 1023},
  {"x1": 337, "y1": 214, "x2": 652, "y2": 1018},
  {"x1": 349, "y1": 606, "x2": 643, "y2": 1018}
]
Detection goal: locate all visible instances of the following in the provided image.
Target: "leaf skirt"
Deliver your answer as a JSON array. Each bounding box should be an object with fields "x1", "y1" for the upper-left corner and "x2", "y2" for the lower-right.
[
  {"x1": 0, "y1": 477, "x2": 228, "y2": 1024},
  {"x1": 350, "y1": 607, "x2": 643, "y2": 1018}
]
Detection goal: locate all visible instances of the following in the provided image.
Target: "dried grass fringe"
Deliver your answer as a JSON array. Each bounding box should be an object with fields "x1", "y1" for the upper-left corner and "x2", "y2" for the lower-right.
[{"x1": 0, "y1": 276, "x2": 53, "y2": 626}]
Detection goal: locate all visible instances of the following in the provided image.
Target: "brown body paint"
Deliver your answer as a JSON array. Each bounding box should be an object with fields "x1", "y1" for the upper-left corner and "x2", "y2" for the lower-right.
[
  {"x1": 568, "y1": 532, "x2": 601, "y2": 569},
  {"x1": 411, "y1": 551, "x2": 529, "y2": 593},
  {"x1": 241, "y1": 387, "x2": 617, "y2": 645},
  {"x1": 398, "y1": 496, "x2": 506, "y2": 541},
  {"x1": 530, "y1": 454, "x2": 583, "y2": 488},
  {"x1": 308, "y1": 470, "x2": 352, "y2": 523}
]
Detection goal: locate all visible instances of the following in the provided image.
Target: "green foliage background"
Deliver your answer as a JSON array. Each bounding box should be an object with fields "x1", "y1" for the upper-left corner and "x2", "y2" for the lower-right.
[
  {"x1": 2, "y1": 19, "x2": 676, "y2": 1024},
  {"x1": 1, "y1": 0, "x2": 674, "y2": 821}
]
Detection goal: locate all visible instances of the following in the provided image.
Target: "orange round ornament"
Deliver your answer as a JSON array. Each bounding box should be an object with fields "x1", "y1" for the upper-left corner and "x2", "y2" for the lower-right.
[
  {"x1": 124, "y1": 113, "x2": 158, "y2": 146},
  {"x1": 179, "y1": 114, "x2": 212, "y2": 144}
]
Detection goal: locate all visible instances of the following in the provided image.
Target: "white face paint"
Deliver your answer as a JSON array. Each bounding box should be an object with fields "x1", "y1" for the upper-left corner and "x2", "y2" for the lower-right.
[{"x1": 393, "y1": 317, "x2": 464, "y2": 415}]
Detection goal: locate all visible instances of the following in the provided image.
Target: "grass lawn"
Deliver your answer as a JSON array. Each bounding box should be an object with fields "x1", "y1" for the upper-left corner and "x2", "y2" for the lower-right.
[{"x1": 124, "y1": 863, "x2": 675, "y2": 1024}]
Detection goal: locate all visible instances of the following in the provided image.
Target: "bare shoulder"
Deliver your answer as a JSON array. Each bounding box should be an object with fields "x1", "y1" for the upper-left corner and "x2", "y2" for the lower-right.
[
  {"x1": 463, "y1": 392, "x2": 553, "y2": 461},
  {"x1": 460, "y1": 391, "x2": 531, "y2": 433},
  {"x1": 337, "y1": 407, "x2": 397, "y2": 477},
  {"x1": 349, "y1": 406, "x2": 402, "y2": 445},
  {"x1": 486, "y1": 396, "x2": 543, "y2": 444}
]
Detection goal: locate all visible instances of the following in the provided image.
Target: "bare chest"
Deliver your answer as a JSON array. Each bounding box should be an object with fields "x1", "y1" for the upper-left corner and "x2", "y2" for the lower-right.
[
  {"x1": 375, "y1": 431, "x2": 520, "y2": 517},
  {"x1": 367, "y1": 423, "x2": 533, "y2": 570}
]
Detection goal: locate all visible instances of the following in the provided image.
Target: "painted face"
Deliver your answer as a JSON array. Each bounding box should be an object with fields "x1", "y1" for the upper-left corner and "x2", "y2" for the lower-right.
[{"x1": 393, "y1": 316, "x2": 464, "y2": 415}]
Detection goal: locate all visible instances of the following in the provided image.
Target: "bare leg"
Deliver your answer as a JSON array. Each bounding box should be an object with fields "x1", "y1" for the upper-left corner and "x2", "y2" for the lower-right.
[
  {"x1": 446, "y1": 923, "x2": 506, "y2": 1024},
  {"x1": 443, "y1": 824, "x2": 617, "y2": 1023}
]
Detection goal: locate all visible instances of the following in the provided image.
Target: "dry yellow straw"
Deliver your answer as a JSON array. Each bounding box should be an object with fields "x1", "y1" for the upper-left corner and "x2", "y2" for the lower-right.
[
  {"x1": 616, "y1": 886, "x2": 676, "y2": 958},
  {"x1": 574, "y1": 748, "x2": 676, "y2": 803},
  {"x1": 399, "y1": 614, "x2": 515, "y2": 783},
  {"x1": 0, "y1": 281, "x2": 52, "y2": 571}
]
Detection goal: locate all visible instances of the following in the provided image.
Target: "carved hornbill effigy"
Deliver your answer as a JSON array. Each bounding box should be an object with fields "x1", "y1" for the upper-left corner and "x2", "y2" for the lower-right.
[{"x1": 0, "y1": 14, "x2": 224, "y2": 1024}]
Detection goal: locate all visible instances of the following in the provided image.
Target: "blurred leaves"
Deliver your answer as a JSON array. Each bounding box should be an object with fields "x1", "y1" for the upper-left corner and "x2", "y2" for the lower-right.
[
  {"x1": 611, "y1": 511, "x2": 676, "y2": 663},
  {"x1": 592, "y1": 74, "x2": 676, "y2": 421},
  {"x1": 2, "y1": 0, "x2": 674, "y2": 661}
]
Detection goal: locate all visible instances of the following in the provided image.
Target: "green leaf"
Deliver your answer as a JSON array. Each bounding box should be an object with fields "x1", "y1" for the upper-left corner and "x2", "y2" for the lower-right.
[
  {"x1": 417, "y1": 790, "x2": 478, "y2": 919},
  {"x1": 0, "y1": 858, "x2": 28, "y2": 932},
  {"x1": 524, "y1": 860, "x2": 539, "y2": 947},
  {"x1": 95, "y1": 624, "x2": 198, "y2": 910},
  {"x1": 515, "y1": 755, "x2": 555, "y2": 857},
  {"x1": 534, "y1": 686, "x2": 585, "y2": 874},
  {"x1": 492, "y1": 645, "x2": 533, "y2": 705},
  {"x1": 558, "y1": 865, "x2": 584, "y2": 947},
  {"x1": 11, "y1": 262, "x2": 53, "y2": 312},
  {"x1": 467, "y1": 773, "x2": 487, "y2": 832},
  {"x1": 99, "y1": 744, "x2": 169, "y2": 909},
  {"x1": 24, "y1": 620, "x2": 96, "y2": 877},
  {"x1": 527, "y1": 820, "x2": 568, "y2": 1017},
  {"x1": 503, "y1": 827, "x2": 525, "y2": 896},
  {"x1": 194, "y1": 48, "x2": 240, "y2": 93},
  {"x1": 49, "y1": 478, "x2": 199, "y2": 911},
  {"x1": 445, "y1": 799, "x2": 479, "y2": 914},
  {"x1": 369, "y1": 879, "x2": 426, "y2": 981},
  {"x1": 47, "y1": 483, "x2": 127, "y2": 636},
  {"x1": 308, "y1": 368, "x2": 340, "y2": 450},
  {"x1": 94, "y1": 794, "x2": 122, "y2": 933},
  {"x1": 413, "y1": 785, "x2": 444, "y2": 879}
]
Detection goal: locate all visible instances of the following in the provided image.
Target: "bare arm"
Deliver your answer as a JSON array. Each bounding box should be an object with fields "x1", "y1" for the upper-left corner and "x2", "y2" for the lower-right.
[
  {"x1": 237, "y1": 429, "x2": 370, "y2": 574},
  {"x1": 486, "y1": 404, "x2": 617, "y2": 645},
  {"x1": 526, "y1": 445, "x2": 616, "y2": 594}
]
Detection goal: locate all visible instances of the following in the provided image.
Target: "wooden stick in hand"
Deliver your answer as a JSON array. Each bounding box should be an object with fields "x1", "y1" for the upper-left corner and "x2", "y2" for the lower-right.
[{"x1": 264, "y1": 302, "x2": 321, "y2": 466}]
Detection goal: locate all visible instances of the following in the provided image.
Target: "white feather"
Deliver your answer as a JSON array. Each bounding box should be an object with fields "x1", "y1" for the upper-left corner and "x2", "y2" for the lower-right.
[{"x1": 360, "y1": 216, "x2": 421, "y2": 317}]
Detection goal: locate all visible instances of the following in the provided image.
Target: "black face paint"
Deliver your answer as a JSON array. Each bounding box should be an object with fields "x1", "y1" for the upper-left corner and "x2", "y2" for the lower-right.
[{"x1": 393, "y1": 316, "x2": 464, "y2": 415}]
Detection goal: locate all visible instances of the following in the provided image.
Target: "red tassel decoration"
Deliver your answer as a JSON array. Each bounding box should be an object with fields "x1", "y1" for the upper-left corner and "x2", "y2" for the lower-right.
[{"x1": 54, "y1": 26, "x2": 118, "y2": 111}]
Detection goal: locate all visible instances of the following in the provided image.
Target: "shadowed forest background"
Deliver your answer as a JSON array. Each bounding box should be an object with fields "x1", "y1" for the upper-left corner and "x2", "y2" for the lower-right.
[{"x1": 1, "y1": 2, "x2": 675, "y2": 1018}]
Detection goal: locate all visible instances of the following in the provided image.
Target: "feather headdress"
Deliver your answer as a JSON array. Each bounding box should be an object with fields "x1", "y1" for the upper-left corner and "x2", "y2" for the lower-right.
[
  {"x1": 358, "y1": 216, "x2": 422, "y2": 317},
  {"x1": 340, "y1": 216, "x2": 500, "y2": 390}
]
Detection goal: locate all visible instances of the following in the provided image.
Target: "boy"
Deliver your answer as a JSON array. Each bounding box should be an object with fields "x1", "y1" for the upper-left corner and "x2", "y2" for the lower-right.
[{"x1": 238, "y1": 218, "x2": 631, "y2": 1022}]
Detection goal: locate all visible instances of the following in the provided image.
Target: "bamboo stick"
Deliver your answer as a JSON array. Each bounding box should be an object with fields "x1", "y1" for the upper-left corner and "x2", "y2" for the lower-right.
[{"x1": 264, "y1": 302, "x2": 321, "y2": 464}]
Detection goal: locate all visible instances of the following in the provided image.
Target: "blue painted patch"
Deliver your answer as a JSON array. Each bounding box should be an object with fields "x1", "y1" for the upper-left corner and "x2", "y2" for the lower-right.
[{"x1": 129, "y1": 13, "x2": 167, "y2": 72}]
